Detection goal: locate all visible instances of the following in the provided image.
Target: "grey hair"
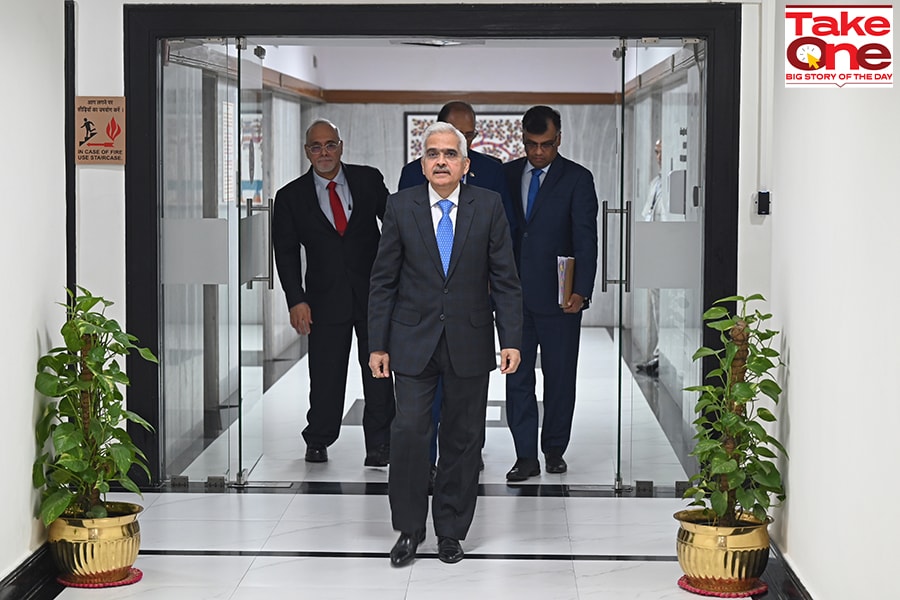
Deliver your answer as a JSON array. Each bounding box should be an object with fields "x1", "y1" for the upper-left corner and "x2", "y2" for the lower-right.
[
  {"x1": 305, "y1": 118, "x2": 341, "y2": 142},
  {"x1": 422, "y1": 122, "x2": 468, "y2": 159}
]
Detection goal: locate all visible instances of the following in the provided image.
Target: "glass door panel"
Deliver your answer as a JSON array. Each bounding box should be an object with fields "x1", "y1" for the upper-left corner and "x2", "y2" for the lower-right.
[
  {"x1": 616, "y1": 38, "x2": 707, "y2": 488},
  {"x1": 236, "y1": 40, "x2": 269, "y2": 484},
  {"x1": 158, "y1": 37, "x2": 241, "y2": 482}
]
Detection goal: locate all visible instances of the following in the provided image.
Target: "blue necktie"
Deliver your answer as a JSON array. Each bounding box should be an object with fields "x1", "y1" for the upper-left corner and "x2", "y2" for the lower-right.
[
  {"x1": 526, "y1": 168, "x2": 543, "y2": 220},
  {"x1": 436, "y1": 199, "x2": 454, "y2": 276}
]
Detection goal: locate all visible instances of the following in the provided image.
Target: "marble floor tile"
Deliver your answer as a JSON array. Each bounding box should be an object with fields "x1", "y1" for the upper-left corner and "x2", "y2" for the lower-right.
[
  {"x1": 138, "y1": 518, "x2": 280, "y2": 551},
  {"x1": 52, "y1": 327, "x2": 726, "y2": 599}
]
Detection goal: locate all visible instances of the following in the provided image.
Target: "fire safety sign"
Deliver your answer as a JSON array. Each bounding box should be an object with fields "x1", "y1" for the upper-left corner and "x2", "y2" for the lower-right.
[{"x1": 75, "y1": 96, "x2": 126, "y2": 164}]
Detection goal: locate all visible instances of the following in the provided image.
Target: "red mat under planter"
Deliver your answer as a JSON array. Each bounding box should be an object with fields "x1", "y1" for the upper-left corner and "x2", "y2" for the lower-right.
[
  {"x1": 677, "y1": 575, "x2": 768, "y2": 598},
  {"x1": 57, "y1": 567, "x2": 143, "y2": 588}
]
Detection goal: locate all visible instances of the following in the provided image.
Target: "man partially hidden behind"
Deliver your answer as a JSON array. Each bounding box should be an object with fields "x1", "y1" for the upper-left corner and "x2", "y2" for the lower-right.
[
  {"x1": 637, "y1": 139, "x2": 663, "y2": 377},
  {"x1": 273, "y1": 119, "x2": 395, "y2": 467},
  {"x1": 503, "y1": 105, "x2": 599, "y2": 482},
  {"x1": 368, "y1": 122, "x2": 522, "y2": 567}
]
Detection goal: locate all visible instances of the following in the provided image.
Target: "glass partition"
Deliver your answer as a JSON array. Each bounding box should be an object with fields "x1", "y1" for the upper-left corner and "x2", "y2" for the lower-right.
[
  {"x1": 154, "y1": 34, "x2": 709, "y2": 492},
  {"x1": 616, "y1": 38, "x2": 708, "y2": 486}
]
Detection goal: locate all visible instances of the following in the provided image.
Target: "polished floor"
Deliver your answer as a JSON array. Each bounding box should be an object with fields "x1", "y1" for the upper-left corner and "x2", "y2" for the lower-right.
[{"x1": 53, "y1": 329, "x2": 795, "y2": 599}]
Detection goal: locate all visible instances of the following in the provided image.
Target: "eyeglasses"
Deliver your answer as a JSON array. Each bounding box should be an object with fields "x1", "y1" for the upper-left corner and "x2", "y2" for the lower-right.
[
  {"x1": 306, "y1": 141, "x2": 340, "y2": 154},
  {"x1": 461, "y1": 130, "x2": 478, "y2": 142},
  {"x1": 424, "y1": 149, "x2": 462, "y2": 161},
  {"x1": 523, "y1": 138, "x2": 559, "y2": 151}
]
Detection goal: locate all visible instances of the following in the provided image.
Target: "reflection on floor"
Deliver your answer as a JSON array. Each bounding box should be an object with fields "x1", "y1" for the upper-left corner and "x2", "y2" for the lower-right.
[
  {"x1": 53, "y1": 329, "x2": 802, "y2": 599},
  {"x1": 184, "y1": 328, "x2": 688, "y2": 487}
]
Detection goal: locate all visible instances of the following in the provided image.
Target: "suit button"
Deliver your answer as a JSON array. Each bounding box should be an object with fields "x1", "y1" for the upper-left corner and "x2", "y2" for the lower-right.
[
  {"x1": 439, "y1": 314, "x2": 445, "y2": 321},
  {"x1": 523, "y1": 232, "x2": 529, "y2": 238},
  {"x1": 443, "y1": 288, "x2": 449, "y2": 294}
]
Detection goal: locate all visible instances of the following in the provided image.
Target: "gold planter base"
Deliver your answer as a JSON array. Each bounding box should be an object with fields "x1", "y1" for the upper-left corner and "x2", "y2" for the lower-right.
[
  {"x1": 47, "y1": 502, "x2": 143, "y2": 585},
  {"x1": 674, "y1": 509, "x2": 771, "y2": 595}
]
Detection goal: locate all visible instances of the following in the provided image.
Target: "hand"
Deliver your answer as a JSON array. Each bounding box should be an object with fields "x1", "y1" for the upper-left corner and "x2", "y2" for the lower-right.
[
  {"x1": 369, "y1": 351, "x2": 391, "y2": 379},
  {"x1": 289, "y1": 303, "x2": 312, "y2": 335},
  {"x1": 499, "y1": 348, "x2": 521, "y2": 374},
  {"x1": 562, "y1": 293, "x2": 585, "y2": 314}
]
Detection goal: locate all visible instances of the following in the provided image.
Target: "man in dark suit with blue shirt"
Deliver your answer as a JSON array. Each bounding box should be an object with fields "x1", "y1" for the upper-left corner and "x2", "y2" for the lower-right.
[
  {"x1": 503, "y1": 105, "x2": 599, "y2": 482},
  {"x1": 369, "y1": 122, "x2": 522, "y2": 567}
]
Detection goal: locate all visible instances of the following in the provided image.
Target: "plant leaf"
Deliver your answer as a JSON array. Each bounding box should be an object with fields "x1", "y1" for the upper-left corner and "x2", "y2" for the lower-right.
[
  {"x1": 756, "y1": 407, "x2": 777, "y2": 422},
  {"x1": 691, "y1": 347, "x2": 719, "y2": 360},
  {"x1": 702, "y1": 307, "x2": 730, "y2": 320},
  {"x1": 710, "y1": 490, "x2": 728, "y2": 516},
  {"x1": 707, "y1": 318, "x2": 736, "y2": 332},
  {"x1": 40, "y1": 489, "x2": 75, "y2": 526},
  {"x1": 710, "y1": 458, "x2": 738, "y2": 475},
  {"x1": 758, "y1": 379, "x2": 782, "y2": 401}
]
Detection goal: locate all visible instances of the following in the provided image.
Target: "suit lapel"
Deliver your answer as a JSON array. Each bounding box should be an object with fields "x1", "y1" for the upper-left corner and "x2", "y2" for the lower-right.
[
  {"x1": 528, "y1": 156, "x2": 565, "y2": 221},
  {"x1": 507, "y1": 159, "x2": 526, "y2": 226},
  {"x1": 447, "y1": 186, "x2": 475, "y2": 280},
  {"x1": 466, "y1": 152, "x2": 483, "y2": 184},
  {"x1": 413, "y1": 193, "x2": 445, "y2": 277},
  {"x1": 301, "y1": 168, "x2": 335, "y2": 232},
  {"x1": 341, "y1": 163, "x2": 359, "y2": 233}
]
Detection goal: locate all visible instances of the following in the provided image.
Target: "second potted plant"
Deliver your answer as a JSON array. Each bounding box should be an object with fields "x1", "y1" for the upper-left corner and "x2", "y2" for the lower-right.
[
  {"x1": 675, "y1": 293, "x2": 787, "y2": 596},
  {"x1": 33, "y1": 287, "x2": 157, "y2": 586}
]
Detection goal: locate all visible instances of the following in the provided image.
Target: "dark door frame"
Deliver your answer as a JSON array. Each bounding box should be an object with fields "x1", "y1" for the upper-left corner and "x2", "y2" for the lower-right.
[{"x1": 123, "y1": 3, "x2": 741, "y2": 485}]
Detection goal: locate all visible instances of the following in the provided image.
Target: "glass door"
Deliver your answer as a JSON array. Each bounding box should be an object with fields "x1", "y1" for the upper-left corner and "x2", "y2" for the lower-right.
[
  {"x1": 612, "y1": 37, "x2": 707, "y2": 489},
  {"x1": 236, "y1": 40, "x2": 270, "y2": 484},
  {"x1": 158, "y1": 36, "x2": 268, "y2": 484}
]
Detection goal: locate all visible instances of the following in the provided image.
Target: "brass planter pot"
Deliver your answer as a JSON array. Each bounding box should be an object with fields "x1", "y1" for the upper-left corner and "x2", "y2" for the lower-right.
[
  {"x1": 47, "y1": 502, "x2": 143, "y2": 585},
  {"x1": 674, "y1": 509, "x2": 771, "y2": 595}
]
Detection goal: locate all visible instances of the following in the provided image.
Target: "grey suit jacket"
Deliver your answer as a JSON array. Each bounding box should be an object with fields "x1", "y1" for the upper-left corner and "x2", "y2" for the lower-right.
[{"x1": 368, "y1": 183, "x2": 522, "y2": 378}]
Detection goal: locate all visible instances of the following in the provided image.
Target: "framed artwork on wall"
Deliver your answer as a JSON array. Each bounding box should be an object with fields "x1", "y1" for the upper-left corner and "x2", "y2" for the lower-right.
[{"x1": 404, "y1": 112, "x2": 526, "y2": 163}]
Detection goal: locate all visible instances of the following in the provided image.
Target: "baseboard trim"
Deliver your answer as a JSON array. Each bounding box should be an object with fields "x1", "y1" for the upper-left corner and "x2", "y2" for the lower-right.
[
  {"x1": 0, "y1": 537, "x2": 811, "y2": 600},
  {"x1": 0, "y1": 544, "x2": 64, "y2": 600},
  {"x1": 766, "y1": 542, "x2": 813, "y2": 600}
]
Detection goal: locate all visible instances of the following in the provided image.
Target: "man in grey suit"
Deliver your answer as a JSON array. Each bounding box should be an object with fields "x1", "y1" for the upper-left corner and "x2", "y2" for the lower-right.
[{"x1": 368, "y1": 122, "x2": 522, "y2": 567}]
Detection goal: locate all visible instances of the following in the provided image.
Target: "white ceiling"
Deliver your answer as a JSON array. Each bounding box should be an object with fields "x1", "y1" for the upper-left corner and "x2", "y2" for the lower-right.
[{"x1": 247, "y1": 37, "x2": 683, "y2": 93}]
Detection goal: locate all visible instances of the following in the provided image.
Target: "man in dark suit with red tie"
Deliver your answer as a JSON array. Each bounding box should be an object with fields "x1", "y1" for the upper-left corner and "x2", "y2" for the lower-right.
[
  {"x1": 368, "y1": 122, "x2": 522, "y2": 566},
  {"x1": 273, "y1": 119, "x2": 395, "y2": 467},
  {"x1": 503, "y1": 105, "x2": 599, "y2": 482}
]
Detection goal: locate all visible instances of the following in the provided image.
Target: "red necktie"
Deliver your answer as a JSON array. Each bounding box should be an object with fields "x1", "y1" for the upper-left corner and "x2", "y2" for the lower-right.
[{"x1": 327, "y1": 181, "x2": 347, "y2": 235}]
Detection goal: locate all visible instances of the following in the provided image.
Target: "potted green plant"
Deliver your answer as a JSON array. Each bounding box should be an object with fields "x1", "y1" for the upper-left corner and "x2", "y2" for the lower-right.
[
  {"x1": 674, "y1": 293, "x2": 787, "y2": 597},
  {"x1": 33, "y1": 286, "x2": 157, "y2": 586}
]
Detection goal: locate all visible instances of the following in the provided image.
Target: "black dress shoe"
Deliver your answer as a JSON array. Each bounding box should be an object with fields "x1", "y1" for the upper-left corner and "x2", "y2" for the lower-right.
[
  {"x1": 636, "y1": 357, "x2": 659, "y2": 378},
  {"x1": 390, "y1": 531, "x2": 425, "y2": 567},
  {"x1": 506, "y1": 458, "x2": 541, "y2": 482},
  {"x1": 305, "y1": 445, "x2": 328, "y2": 463},
  {"x1": 364, "y1": 443, "x2": 390, "y2": 467},
  {"x1": 437, "y1": 537, "x2": 464, "y2": 564},
  {"x1": 544, "y1": 451, "x2": 567, "y2": 474}
]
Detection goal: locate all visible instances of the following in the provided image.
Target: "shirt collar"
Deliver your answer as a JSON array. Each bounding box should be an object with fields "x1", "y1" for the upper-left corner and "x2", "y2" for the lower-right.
[
  {"x1": 526, "y1": 160, "x2": 552, "y2": 176},
  {"x1": 428, "y1": 183, "x2": 461, "y2": 206},
  {"x1": 313, "y1": 165, "x2": 346, "y2": 190}
]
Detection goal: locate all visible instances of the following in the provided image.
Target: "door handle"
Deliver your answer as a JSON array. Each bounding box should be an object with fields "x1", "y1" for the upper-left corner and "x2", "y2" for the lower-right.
[
  {"x1": 246, "y1": 198, "x2": 274, "y2": 290},
  {"x1": 601, "y1": 200, "x2": 632, "y2": 292}
]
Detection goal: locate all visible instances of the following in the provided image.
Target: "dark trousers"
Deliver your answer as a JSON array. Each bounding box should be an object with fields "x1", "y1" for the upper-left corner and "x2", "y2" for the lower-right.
[
  {"x1": 303, "y1": 315, "x2": 395, "y2": 451},
  {"x1": 390, "y1": 334, "x2": 488, "y2": 541},
  {"x1": 505, "y1": 308, "x2": 582, "y2": 459}
]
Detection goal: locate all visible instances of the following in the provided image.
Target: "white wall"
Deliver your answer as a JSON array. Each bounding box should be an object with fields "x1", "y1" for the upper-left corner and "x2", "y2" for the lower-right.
[
  {"x1": 0, "y1": 0, "x2": 66, "y2": 580},
  {"x1": 10, "y1": 0, "x2": 898, "y2": 596},
  {"x1": 768, "y1": 2, "x2": 900, "y2": 597}
]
